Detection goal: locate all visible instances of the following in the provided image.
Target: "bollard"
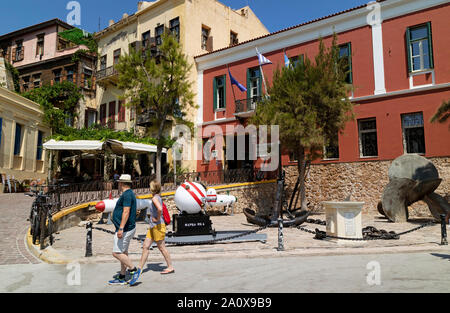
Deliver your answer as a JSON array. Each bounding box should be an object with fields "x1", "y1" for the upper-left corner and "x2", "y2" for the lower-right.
[
  {"x1": 85, "y1": 222, "x2": 93, "y2": 257},
  {"x1": 277, "y1": 217, "x2": 285, "y2": 252},
  {"x1": 440, "y1": 214, "x2": 448, "y2": 246}
]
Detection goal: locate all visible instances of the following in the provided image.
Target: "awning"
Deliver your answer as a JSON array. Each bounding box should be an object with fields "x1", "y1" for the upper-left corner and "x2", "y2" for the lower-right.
[{"x1": 43, "y1": 139, "x2": 167, "y2": 154}]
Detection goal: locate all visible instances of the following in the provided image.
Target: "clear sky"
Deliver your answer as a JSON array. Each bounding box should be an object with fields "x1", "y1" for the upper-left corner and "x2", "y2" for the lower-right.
[{"x1": 0, "y1": 0, "x2": 370, "y2": 35}]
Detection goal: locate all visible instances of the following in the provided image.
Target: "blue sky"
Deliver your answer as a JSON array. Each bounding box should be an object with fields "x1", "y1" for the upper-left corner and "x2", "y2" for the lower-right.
[{"x1": 0, "y1": 0, "x2": 370, "y2": 35}]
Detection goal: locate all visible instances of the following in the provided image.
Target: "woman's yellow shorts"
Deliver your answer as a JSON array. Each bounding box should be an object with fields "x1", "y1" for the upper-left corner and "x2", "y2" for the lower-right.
[{"x1": 146, "y1": 224, "x2": 166, "y2": 242}]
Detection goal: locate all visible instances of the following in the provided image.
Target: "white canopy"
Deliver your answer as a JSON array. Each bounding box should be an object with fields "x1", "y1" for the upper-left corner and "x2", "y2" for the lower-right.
[{"x1": 43, "y1": 139, "x2": 167, "y2": 154}]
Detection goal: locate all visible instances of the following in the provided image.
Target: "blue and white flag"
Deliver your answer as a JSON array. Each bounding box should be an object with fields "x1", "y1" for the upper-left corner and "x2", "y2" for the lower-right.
[
  {"x1": 228, "y1": 69, "x2": 247, "y2": 92},
  {"x1": 284, "y1": 52, "x2": 290, "y2": 68},
  {"x1": 256, "y1": 48, "x2": 272, "y2": 66}
]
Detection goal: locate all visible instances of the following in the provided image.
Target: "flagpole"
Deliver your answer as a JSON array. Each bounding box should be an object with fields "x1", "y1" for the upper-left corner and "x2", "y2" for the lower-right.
[
  {"x1": 227, "y1": 64, "x2": 238, "y2": 106},
  {"x1": 256, "y1": 48, "x2": 269, "y2": 96}
]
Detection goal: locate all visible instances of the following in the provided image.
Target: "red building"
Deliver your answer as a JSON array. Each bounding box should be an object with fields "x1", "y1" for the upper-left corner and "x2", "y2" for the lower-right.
[{"x1": 194, "y1": 0, "x2": 450, "y2": 174}]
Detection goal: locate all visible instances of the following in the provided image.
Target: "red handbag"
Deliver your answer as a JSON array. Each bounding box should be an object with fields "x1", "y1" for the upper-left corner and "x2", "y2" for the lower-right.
[{"x1": 162, "y1": 202, "x2": 171, "y2": 225}]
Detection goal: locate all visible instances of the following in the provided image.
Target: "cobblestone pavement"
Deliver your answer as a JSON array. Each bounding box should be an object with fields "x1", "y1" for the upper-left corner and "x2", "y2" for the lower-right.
[
  {"x1": 0, "y1": 194, "x2": 41, "y2": 265},
  {"x1": 51, "y1": 211, "x2": 449, "y2": 264}
]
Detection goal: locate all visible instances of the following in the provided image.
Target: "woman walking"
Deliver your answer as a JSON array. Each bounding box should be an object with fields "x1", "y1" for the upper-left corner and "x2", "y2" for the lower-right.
[{"x1": 130, "y1": 180, "x2": 174, "y2": 286}]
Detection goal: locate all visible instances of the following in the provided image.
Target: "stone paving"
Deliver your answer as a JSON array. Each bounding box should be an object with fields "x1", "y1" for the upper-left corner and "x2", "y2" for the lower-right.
[
  {"x1": 0, "y1": 194, "x2": 41, "y2": 265},
  {"x1": 50, "y1": 210, "x2": 449, "y2": 264}
]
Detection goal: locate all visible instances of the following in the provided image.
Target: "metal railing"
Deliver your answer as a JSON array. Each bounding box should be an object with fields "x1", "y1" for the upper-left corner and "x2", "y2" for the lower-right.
[
  {"x1": 97, "y1": 66, "x2": 118, "y2": 81},
  {"x1": 235, "y1": 96, "x2": 262, "y2": 114},
  {"x1": 49, "y1": 168, "x2": 277, "y2": 211}
]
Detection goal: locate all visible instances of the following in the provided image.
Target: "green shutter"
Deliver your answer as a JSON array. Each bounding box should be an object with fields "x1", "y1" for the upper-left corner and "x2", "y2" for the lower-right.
[
  {"x1": 347, "y1": 43, "x2": 353, "y2": 84},
  {"x1": 246, "y1": 68, "x2": 251, "y2": 100},
  {"x1": 406, "y1": 27, "x2": 412, "y2": 73},
  {"x1": 427, "y1": 22, "x2": 434, "y2": 69},
  {"x1": 213, "y1": 77, "x2": 217, "y2": 112},
  {"x1": 222, "y1": 75, "x2": 226, "y2": 109}
]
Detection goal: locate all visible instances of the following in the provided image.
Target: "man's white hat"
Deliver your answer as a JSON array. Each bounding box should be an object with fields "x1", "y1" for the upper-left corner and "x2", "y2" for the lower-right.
[{"x1": 118, "y1": 174, "x2": 132, "y2": 183}]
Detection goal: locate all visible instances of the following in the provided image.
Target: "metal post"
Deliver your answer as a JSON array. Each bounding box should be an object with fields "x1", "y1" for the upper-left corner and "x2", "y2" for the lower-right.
[
  {"x1": 85, "y1": 222, "x2": 93, "y2": 257},
  {"x1": 440, "y1": 214, "x2": 448, "y2": 246},
  {"x1": 277, "y1": 217, "x2": 285, "y2": 251}
]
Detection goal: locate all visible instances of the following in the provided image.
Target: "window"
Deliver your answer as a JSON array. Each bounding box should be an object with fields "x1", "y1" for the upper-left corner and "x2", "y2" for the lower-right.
[
  {"x1": 402, "y1": 112, "x2": 425, "y2": 154},
  {"x1": 108, "y1": 101, "x2": 116, "y2": 129},
  {"x1": 36, "y1": 131, "x2": 43, "y2": 161},
  {"x1": 247, "y1": 67, "x2": 262, "y2": 108},
  {"x1": 14, "y1": 123, "x2": 22, "y2": 156},
  {"x1": 22, "y1": 76, "x2": 30, "y2": 92},
  {"x1": 406, "y1": 23, "x2": 434, "y2": 73},
  {"x1": 100, "y1": 104, "x2": 107, "y2": 126},
  {"x1": 170, "y1": 17, "x2": 180, "y2": 42},
  {"x1": 289, "y1": 55, "x2": 304, "y2": 68},
  {"x1": 36, "y1": 34, "x2": 45, "y2": 57},
  {"x1": 142, "y1": 31, "x2": 151, "y2": 49},
  {"x1": 113, "y1": 49, "x2": 121, "y2": 65},
  {"x1": 358, "y1": 119, "x2": 378, "y2": 157},
  {"x1": 85, "y1": 110, "x2": 97, "y2": 128},
  {"x1": 201, "y1": 27, "x2": 211, "y2": 51},
  {"x1": 53, "y1": 69, "x2": 62, "y2": 84},
  {"x1": 83, "y1": 68, "x2": 93, "y2": 88},
  {"x1": 213, "y1": 75, "x2": 226, "y2": 111},
  {"x1": 155, "y1": 25, "x2": 164, "y2": 46},
  {"x1": 32, "y1": 74, "x2": 41, "y2": 88},
  {"x1": 66, "y1": 67, "x2": 74, "y2": 83},
  {"x1": 100, "y1": 55, "x2": 107, "y2": 70},
  {"x1": 339, "y1": 43, "x2": 353, "y2": 84},
  {"x1": 230, "y1": 31, "x2": 238, "y2": 46},
  {"x1": 118, "y1": 100, "x2": 126, "y2": 122},
  {"x1": 324, "y1": 135, "x2": 339, "y2": 159},
  {"x1": 14, "y1": 40, "x2": 23, "y2": 61}
]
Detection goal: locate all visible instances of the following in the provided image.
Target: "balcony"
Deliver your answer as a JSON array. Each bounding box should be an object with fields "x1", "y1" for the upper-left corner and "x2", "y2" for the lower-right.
[
  {"x1": 234, "y1": 96, "x2": 262, "y2": 118},
  {"x1": 96, "y1": 66, "x2": 118, "y2": 85}
]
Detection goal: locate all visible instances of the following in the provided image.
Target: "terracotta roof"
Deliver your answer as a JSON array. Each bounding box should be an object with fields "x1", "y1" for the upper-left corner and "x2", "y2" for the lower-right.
[
  {"x1": 195, "y1": 0, "x2": 387, "y2": 59},
  {"x1": 0, "y1": 18, "x2": 74, "y2": 42}
]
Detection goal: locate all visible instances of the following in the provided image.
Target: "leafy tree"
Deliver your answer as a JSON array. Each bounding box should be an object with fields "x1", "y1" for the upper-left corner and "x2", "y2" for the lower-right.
[
  {"x1": 431, "y1": 99, "x2": 450, "y2": 130},
  {"x1": 22, "y1": 81, "x2": 83, "y2": 134},
  {"x1": 115, "y1": 32, "x2": 195, "y2": 182},
  {"x1": 252, "y1": 35, "x2": 354, "y2": 211}
]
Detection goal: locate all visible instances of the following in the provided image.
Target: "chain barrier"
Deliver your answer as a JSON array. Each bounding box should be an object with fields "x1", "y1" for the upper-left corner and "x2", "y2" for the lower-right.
[
  {"x1": 299, "y1": 218, "x2": 436, "y2": 241},
  {"x1": 92, "y1": 224, "x2": 269, "y2": 246}
]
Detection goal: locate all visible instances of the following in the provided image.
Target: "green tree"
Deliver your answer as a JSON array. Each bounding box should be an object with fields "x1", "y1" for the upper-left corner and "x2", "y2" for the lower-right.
[
  {"x1": 431, "y1": 99, "x2": 450, "y2": 130},
  {"x1": 115, "y1": 32, "x2": 195, "y2": 182},
  {"x1": 22, "y1": 81, "x2": 83, "y2": 134},
  {"x1": 252, "y1": 35, "x2": 354, "y2": 211}
]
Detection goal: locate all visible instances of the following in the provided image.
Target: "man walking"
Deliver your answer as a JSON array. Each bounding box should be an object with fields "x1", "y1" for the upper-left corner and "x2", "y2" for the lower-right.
[{"x1": 108, "y1": 174, "x2": 139, "y2": 285}]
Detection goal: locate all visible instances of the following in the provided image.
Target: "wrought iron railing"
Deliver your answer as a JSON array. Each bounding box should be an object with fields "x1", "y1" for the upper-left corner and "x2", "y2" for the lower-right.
[
  {"x1": 235, "y1": 96, "x2": 262, "y2": 114},
  {"x1": 97, "y1": 66, "x2": 118, "y2": 80},
  {"x1": 49, "y1": 168, "x2": 277, "y2": 211}
]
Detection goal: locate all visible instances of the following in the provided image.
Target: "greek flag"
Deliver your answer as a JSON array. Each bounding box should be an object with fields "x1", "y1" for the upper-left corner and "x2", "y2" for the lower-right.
[
  {"x1": 284, "y1": 52, "x2": 290, "y2": 68},
  {"x1": 228, "y1": 69, "x2": 247, "y2": 92},
  {"x1": 256, "y1": 48, "x2": 272, "y2": 66}
]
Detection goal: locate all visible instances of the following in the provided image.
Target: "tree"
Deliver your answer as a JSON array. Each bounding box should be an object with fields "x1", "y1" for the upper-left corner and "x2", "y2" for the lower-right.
[
  {"x1": 431, "y1": 99, "x2": 450, "y2": 130},
  {"x1": 22, "y1": 81, "x2": 83, "y2": 134},
  {"x1": 115, "y1": 32, "x2": 195, "y2": 182},
  {"x1": 252, "y1": 35, "x2": 354, "y2": 211}
]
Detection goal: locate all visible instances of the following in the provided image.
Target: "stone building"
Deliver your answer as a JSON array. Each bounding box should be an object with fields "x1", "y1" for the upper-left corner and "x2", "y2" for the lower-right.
[
  {"x1": 94, "y1": 0, "x2": 269, "y2": 172},
  {"x1": 0, "y1": 19, "x2": 97, "y2": 129}
]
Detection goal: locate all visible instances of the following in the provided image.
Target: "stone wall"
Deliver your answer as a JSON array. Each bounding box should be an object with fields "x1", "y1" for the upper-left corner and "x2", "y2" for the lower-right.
[{"x1": 284, "y1": 157, "x2": 450, "y2": 217}]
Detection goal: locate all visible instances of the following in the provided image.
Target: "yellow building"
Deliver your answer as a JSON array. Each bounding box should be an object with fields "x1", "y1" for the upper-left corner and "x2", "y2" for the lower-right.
[
  {"x1": 0, "y1": 83, "x2": 50, "y2": 190},
  {"x1": 94, "y1": 0, "x2": 268, "y2": 171}
]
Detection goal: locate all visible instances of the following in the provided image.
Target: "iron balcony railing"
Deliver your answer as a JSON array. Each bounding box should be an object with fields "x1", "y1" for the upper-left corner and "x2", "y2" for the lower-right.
[
  {"x1": 97, "y1": 66, "x2": 118, "y2": 81},
  {"x1": 235, "y1": 96, "x2": 262, "y2": 114}
]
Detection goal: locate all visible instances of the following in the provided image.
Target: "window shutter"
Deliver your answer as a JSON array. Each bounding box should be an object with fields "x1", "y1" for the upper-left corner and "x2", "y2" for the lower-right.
[
  {"x1": 81, "y1": 73, "x2": 85, "y2": 88},
  {"x1": 207, "y1": 36, "x2": 213, "y2": 52},
  {"x1": 427, "y1": 22, "x2": 434, "y2": 69},
  {"x1": 20, "y1": 47, "x2": 24, "y2": 61},
  {"x1": 12, "y1": 48, "x2": 16, "y2": 62},
  {"x1": 213, "y1": 77, "x2": 217, "y2": 112},
  {"x1": 348, "y1": 43, "x2": 353, "y2": 84},
  {"x1": 405, "y1": 28, "x2": 412, "y2": 73},
  {"x1": 223, "y1": 75, "x2": 226, "y2": 109}
]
